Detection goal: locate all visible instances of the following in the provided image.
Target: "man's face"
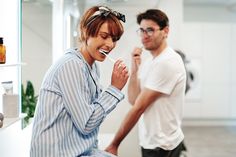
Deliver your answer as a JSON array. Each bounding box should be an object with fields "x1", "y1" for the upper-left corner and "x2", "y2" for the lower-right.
[{"x1": 139, "y1": 19, "x2": 166, "y2": 51}]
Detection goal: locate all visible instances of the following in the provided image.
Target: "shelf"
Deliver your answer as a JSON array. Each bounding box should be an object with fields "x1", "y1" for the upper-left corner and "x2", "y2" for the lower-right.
[
  {"x1": 0, "y1": 114, "x2": 26, "y2": 131},
  {"x1": 0, "y1": 62, "x2": 26, "y2": 68}
]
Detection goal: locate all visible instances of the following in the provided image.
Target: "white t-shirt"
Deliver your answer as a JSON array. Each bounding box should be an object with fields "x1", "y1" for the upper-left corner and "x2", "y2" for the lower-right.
[{"x1": 138, "y1": 47, "x2": 186, "y2": 150}]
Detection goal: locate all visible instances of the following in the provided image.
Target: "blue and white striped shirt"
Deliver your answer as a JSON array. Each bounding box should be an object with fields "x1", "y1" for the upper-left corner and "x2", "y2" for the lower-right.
[{"x1": 30, "y1": 48, "x2": 124, "y2": 157}]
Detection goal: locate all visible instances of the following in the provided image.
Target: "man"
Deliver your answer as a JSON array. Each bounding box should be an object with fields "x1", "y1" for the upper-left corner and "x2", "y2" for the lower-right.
[{"x1": 105, "y1": 9, "x2": 186, "y2": 157}]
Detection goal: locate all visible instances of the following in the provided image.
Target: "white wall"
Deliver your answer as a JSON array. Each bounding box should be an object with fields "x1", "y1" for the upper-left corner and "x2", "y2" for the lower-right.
[
  {"x1": 22, "y1": 3, "x2": 52, "y2": 94},
  {"x1": 184, "y1": 4, "x2": 236, "y2": 23}
]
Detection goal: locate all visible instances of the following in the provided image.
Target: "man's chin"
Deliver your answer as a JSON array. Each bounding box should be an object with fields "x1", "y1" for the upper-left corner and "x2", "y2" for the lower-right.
[{"x1": 143, "y1": 45, "x2": 151, "y2": 51}]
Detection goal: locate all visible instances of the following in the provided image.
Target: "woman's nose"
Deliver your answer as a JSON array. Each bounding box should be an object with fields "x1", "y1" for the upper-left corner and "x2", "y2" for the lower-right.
[{"x1": 105, "y1": 37, "x2": 115, "y2": 48}]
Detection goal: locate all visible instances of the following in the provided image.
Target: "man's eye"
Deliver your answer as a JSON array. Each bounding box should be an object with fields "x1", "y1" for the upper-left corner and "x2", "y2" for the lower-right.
[
  {"x1": 140, "y1": 29, "x2": 145, "y2": 33},
  {"x1": 146, "y1": 28, "x2": 154, "y2": 33}
]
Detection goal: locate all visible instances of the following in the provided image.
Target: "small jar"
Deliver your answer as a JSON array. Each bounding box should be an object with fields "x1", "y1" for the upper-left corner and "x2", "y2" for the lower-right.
[{"x1": 0, "y1": 37, "x2": 6, "y2": 64}]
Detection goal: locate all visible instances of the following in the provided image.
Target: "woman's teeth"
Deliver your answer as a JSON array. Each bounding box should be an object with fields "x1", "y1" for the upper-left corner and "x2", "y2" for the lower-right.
[{"x1": 99, "y1": 49, "x2": 108, "y2": 55}]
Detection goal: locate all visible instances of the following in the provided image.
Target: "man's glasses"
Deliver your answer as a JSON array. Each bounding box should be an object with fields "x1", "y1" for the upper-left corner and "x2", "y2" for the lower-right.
[
  {"x1": 136, "y1": 27, "x2": 161, "y2": 36},
  {"x1": 87, "y1": 6, "x2": 125, "y2": 26}
]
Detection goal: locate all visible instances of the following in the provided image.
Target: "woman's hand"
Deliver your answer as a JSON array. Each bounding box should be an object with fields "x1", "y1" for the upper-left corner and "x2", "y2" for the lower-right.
[{"x1": 111, "y1": 59, "x2": 129, "y2": 90}]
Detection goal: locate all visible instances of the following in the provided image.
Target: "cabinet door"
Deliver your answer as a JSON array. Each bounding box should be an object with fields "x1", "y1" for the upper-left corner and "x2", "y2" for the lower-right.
[
  {"x1": 182, "y1": 23, "x2": 203, "y2": 118},
  {"x1": 0, "y1": 120, "x2": 24, "y2": 156},
  {"x1": 182, "y1": 23, "x2": 232, "y2": 119},
  {"x1": 202, "y1": 23, "x2": 231, "y2": 118},
  {"x1": 230, "y1": 24, "x2": 236, "y2": 118}
]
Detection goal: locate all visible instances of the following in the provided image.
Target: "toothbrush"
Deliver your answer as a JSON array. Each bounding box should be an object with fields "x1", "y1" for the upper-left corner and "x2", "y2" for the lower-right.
[{"x1": 99, "y1": 49, "x2": 115, "y2": 63}]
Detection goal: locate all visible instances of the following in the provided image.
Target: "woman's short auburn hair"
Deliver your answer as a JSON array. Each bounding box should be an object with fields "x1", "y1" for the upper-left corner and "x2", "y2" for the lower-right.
[{"x1": 79, "y1": 6, "x2": 124, "y2": 43}]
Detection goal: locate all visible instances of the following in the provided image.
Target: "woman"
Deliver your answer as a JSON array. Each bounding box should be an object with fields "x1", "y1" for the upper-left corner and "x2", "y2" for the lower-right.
[{"x1": 30, "y1": 6, "x2": 128, "y2": 157}]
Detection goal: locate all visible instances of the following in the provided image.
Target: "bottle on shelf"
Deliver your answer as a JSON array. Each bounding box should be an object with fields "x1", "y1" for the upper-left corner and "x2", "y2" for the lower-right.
[{"x1": 0, "y1": 37, "x2": 6, "y2": 64}]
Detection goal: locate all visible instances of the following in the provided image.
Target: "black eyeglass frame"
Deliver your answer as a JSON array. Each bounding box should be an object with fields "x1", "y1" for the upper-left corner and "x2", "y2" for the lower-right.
[{"x1": 136, "y1": 27, "x2": 162, "y2": 36}]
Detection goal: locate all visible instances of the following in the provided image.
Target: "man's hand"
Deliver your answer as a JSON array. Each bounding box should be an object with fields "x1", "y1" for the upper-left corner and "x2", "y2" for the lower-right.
[
  {"x1": 131, "y1": 47, "x2": 142, "y2": 74},
  {"x1": 105, "y1": 144, "x2": 118, "y2": 156}
]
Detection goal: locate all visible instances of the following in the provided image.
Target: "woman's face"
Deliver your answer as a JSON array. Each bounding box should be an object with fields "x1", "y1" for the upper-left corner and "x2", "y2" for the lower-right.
[{"x1": 86, "y1": 22, "x2": 117, "y2": 62}]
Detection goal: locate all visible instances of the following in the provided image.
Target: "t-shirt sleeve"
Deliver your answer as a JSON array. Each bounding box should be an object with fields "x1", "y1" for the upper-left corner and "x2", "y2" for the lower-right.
[{"x1": 144, "y1": 61, "x2": 180, "y2": 95}]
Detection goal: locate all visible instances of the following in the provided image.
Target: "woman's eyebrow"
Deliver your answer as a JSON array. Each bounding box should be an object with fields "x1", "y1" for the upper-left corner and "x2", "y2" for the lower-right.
[{"x1": 99, "y1": 31, "x2": 110, "y2": 35}]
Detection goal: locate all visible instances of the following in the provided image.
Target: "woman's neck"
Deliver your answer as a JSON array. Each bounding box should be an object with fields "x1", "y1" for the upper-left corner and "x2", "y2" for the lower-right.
[{"x1": 80, "y1": 45, "x2": 94, "y2": 67}]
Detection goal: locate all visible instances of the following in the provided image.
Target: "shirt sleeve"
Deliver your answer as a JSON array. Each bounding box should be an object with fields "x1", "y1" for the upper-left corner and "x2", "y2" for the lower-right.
[
  {"x1": 57, "y1": 59, "x2": 124, "y2": 135},
  {"x1": 144, "y1": 60, "x2": 180, "y2": 95}
]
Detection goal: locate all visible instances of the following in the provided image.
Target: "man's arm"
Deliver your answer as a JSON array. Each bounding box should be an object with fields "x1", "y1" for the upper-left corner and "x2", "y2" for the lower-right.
[
  {"x1": 127, "y1": 47, "x2": 142, "y2": 105},
  {"x1": 127, "y1": 73, "x2": 141, "y2": 105},
  {"x1": 105, "y1": 88, "x2": 163, "y2": 155}
]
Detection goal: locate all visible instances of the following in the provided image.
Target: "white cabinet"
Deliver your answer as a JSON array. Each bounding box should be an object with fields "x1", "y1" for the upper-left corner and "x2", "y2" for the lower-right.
[
  {"x1": 230, "y1": 24, "x2": 236, "y2": 118},
  {"x1": 182, "y1": 22, "x2": 236, "y2": 120},
  {"x1": 0, "y1": 119, "x2": 23, "y2": 156},
  {"x1": 201, "y1": 23, "x2": 231, "y2": 118}
]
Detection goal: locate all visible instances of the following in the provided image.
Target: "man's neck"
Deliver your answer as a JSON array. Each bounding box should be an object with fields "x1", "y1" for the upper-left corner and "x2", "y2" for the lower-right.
[{"x1": 151, "y1": 41, "x2": 167, "y2": 58}]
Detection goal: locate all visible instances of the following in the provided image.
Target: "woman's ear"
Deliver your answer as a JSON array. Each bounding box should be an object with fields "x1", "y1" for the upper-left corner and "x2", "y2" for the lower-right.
[{"x1": 79, "y1": 27, "x2": 87, "y2": 42}]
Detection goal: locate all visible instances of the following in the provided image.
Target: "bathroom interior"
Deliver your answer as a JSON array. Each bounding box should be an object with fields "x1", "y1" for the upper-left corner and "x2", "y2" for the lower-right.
[{"x1": 1, "y1": 0, "x2": 236, "y2": 156}]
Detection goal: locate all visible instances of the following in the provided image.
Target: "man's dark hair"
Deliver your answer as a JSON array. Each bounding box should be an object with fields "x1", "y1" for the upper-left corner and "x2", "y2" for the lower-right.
[{"x1": 137, "y1": 9, "x2": 169, "y2": 30}]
